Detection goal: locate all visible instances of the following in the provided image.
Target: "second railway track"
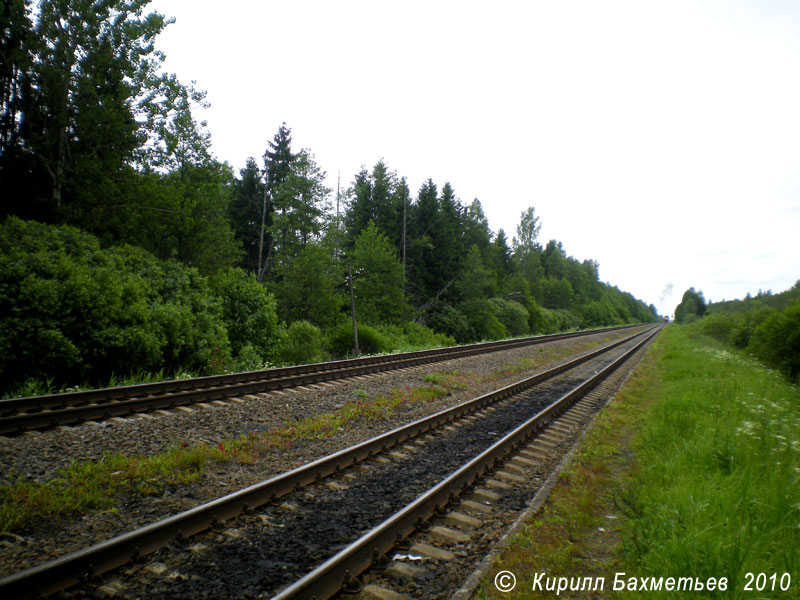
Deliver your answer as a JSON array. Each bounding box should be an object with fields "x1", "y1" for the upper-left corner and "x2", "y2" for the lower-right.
[
  {"x1": 0, "y1": 325, "x2": 661, "y2": 599},
  {"x1": 0, "y1": 325, "x2": 641, "y2": 435}
]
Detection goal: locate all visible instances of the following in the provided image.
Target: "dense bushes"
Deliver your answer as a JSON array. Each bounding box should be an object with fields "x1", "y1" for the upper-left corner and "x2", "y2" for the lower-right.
[
  {"x1": 692, "y1": 285, "x2": 800, "y2": 382},
  {"x1": 459, "y1": 299, "x2": 507, "y2": 341},
  {"x1": 0, "y1": 218, "x2": 281, "y2": 395},
  {"x1": 209, "y1": 267, "x2": 280, "y2": 361},
  {"x1": 427, "y1": 305, "x2": 473, "y2": 343},
  {"x1": 324, "y1": 320, "x2": 454, "y2": 358},
  {"x1": 748, "y1": 305, "x2": 800, "y2": 380},
  {"x1": 374, "y1": 322, "x2": 455, "y2": 352},
  {"x1": 326, "y1": 322, "x2": 391, "y2": 357},
  {"x1": 279, "y1": 320, "x2": 327, "y2": 365},
  {"x1": 534, "y1": 308, "x2": 581, "y2": 334},
  {"x1": 1, "y1": 212, "x2": 657, "y2": 397},
  {"x1": 490, "y1": 298, "x2": 529, "y2": 337}
]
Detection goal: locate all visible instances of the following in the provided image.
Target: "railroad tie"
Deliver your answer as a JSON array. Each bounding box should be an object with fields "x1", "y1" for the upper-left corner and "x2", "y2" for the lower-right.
[
  {"x1": 94, "y1": 580, "x2": 126, "y2": 598},
  {"x1": 429, "y1": 525, "x2": 470, "y2": 545},
  {"x1": 460, "y1": 499, "x2": 492, "y2": 514},
  {"x1": 444, "y1": 511, "x2": 481, "y2": 530},
  {"x1": 385, "y1": 560, "x2": 429, "y2": 581},
  {"x1": 472, "y1": 488, "x2": 501, "y2": 503},
  {"x1": 485, "y1": 477, "x2": 513, "y2": 490},
  {"x1": 409, "y1": 542, "x2": 455, "y2": 561},
  {"x1": 351, "y1": 583, "x2": 413, "y2": 600}
]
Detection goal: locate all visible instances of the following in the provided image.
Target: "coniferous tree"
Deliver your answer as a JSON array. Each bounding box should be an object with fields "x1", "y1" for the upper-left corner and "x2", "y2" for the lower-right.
[
  {"x1": 406, "y1": 178, "x2": 439, "y2": 301},
  {"x1": 344, "y1": 160, "x2": 402, "y2": 251},
  {"x1": 489, "y1": 229, "x2": 513, "y2": 282},
  {"x1": 258, "y1": 122, "x2": 295, "y2": 281},
  {"x1": 456, "y1": 245, "x2": 494, "y2": 302},
  {"x1": 229, "y1": 157, "x2": 265, "y2": 273},
  {"x1": 259, "y1": 128, "x2": 329, "y2": 275},
  {"x1": 371, "y1": 160, "x2": 400, "y2": 246},
  {"x1": 542, "y1": 240, "x2": 568, "y2": 279},
  {"x1": 275, "y1": 149, "x2": 330, "y2": 253},
  {"x1": 433, "y1": 182, "x2": 466, "y2": 286},
  {"x1": 395, "y1": 176, "x2": 411, "y2": 288},
  {"x1": 273, "y1": 242, "x2": 343, "y2": 328},
  {"x1": 463, "y1": 199, "x2": 493, "y2": 258}
]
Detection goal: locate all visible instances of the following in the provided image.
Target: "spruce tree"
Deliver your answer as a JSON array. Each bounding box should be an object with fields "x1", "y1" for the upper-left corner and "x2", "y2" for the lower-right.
[{"x1": 258, "y1": 122, "x2": 296, "y2": 280}]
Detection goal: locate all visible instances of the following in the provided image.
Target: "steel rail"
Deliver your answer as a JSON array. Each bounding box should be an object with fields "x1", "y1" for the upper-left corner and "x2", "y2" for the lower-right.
[
  {"x1": 0, "y1": 324, "x2": 643, "y2": 434},
  {"x1": 271, "y1": 325, "x2": 663, "y2": 600},
  {"x1": 0, "y1": 326, "x2": 657, "y2": 599}
]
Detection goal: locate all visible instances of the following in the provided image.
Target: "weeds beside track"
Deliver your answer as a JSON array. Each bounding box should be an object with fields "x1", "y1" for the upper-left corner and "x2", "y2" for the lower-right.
[{"x1": 474, "y1": 325, "x2": 799, "y2": 600}]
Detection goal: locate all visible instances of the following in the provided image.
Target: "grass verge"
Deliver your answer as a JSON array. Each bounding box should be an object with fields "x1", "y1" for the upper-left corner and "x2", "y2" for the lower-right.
[{"x1": 473, "y1": 325, "x2": 799, "y2": 599}]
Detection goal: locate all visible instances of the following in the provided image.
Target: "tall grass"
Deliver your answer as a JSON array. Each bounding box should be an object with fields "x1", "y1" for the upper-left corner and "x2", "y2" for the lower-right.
[{"x1": 617, "y1": 327, "x2": 799, "y2": 597}]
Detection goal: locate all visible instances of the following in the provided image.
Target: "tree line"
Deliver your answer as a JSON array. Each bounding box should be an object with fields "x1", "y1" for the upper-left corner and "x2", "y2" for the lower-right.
[
  {"x1": 0, "y1": 1, "x2": 658, "y2": 396},
  {"x1": 678, "y1": 284, "x2": 800, "y2": 382}
]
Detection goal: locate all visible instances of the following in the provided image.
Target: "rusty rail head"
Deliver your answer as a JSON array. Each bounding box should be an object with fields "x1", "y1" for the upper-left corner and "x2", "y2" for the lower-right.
[{"x1": 0, "y1": 326, "x2": 658, "y2": 599}]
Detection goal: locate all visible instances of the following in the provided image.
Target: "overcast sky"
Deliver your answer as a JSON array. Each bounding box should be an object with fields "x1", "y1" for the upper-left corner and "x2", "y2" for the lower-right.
[{"x1": 147, "y1": 0, "x2": 800, "y2": 316}]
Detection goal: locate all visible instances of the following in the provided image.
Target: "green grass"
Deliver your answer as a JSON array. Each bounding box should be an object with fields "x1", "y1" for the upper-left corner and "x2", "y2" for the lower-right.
[
  {"x1": 0, "y1": 382, "x2": 450, "y2": 532},
  {"x1": 0, "y1": 442, "x2": 251, "y2": 533},
  {"x1": 473, "y1": 325, "x2": 800, "y2": 599},
  {"x1": 616, "y1": 325, "x2": 799, "y2": 597},
  {"x1": 8, "y1": 368, "x2": 201, "y2": 399}
]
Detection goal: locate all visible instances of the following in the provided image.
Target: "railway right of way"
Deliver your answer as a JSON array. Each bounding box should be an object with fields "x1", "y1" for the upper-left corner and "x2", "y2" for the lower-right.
[{"x1": 0, "y1": 325, "x2": 661, "y2": 599}]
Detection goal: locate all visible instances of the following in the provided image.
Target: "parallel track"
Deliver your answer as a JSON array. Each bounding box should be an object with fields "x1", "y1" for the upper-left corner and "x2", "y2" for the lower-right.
[
  {"x1": 0, "y1": 325, "x2": 659, "y2": 599},
  {"x1": 0, "y1": 324, "x2": 642, "y2": 434},
  {"x1": 275, "y1": 325, "x2": 661, "y2": 599}
]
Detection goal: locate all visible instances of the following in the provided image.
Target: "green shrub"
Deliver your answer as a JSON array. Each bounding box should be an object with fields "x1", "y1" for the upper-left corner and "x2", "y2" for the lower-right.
[
  {"x1": 748, "y1": 304, "x2": 800, "y2": 381},
  {"x1": 374, "y1": 321, "x2": 455, "y2": 352},
  {"x1": 232, "y1": 343, "x2": 268, "y2": 372},
  {"x1": 397, "y1": 321, "x2": 455, "y2": 348},
  {"x1": 489, "y1": 298, "x2": 529, "y2": 337},
  {"x1": 209, "y1": 267, "x2": 280, "y2": 362},
  {"x1": 280, "y1": 321, "x2": 327, "y2": 365},
  {"x1": 326, "y1": 322, "x2": 391, "y2": 358},
  {"x1": 729, "y1": 306, "x2": 775, "y2": 349},
  {"x1": 523, "y1": 298, "x2": 543, "y2": 332},
  {"x1": 689, "y1": 286, "x2": 800, "y2": 383},
  {"x1": 427, "y1": 305, "x2": 473, "y2": 343},
  {"x1": 695, "y1": 311, "x2": 734, "y2": 344},
  {"x1": 0, "y1": 217, "x2": 234, "y2": 394},
  {"x1": 459, "y1": 299, "x2": 507, "y2": 341},
  {"x1": 534, "y1": 307, "x2": 580, "y2": 334},
  {"x1": 578, "y1": 300, "x2": 619, "y2": 328}
]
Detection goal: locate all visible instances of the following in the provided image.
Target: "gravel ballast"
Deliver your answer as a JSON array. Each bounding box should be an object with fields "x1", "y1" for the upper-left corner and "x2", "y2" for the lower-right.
[{"x1": 0, "y1": 328, "x2": 645, "y2": 578}]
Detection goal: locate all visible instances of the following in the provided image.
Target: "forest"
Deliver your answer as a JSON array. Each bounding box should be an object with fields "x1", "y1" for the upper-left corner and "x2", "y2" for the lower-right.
[{"x1": 0, "y1": 0, "x2": 658, "y2": 397}]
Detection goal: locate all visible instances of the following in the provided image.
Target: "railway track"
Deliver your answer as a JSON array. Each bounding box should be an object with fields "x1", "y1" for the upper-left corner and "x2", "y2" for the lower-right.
[
  {"x1": 0, "y1": 325, "x2": 660, "y2": 599},
  {"x1": 0, "y1": 325, "x2": 641, "y2": 435}
]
